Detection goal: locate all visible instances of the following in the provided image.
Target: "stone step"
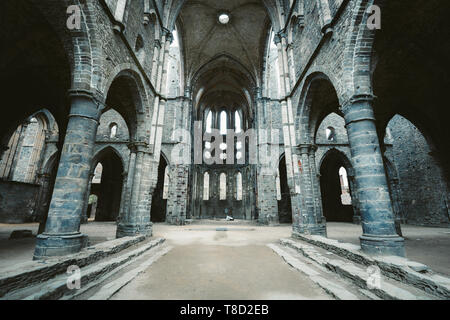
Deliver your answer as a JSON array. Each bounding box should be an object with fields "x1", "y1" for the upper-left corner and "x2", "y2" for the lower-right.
[
  {"x1": 280, "y1": 238, "x2": 441, "y2": 300},
  {"x1": 290, "y1": 233, "x2": 450, "y2": 299},
  {"x1": 268, "y1": 244, "x2": 370, "y2": 300},
  {"x1": 1, "y1": 238, "x2": 165, "y2": 300},
  {"x1": 77, "y1": 244, "x2": 172, "y2": 300},
  {"x1": 0, "y1": 234, "x2": 149, "y2": 298}
]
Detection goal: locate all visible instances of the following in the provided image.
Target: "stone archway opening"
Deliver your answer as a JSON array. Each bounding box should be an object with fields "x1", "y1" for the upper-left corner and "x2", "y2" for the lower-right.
[
  {"x1": 151, "y1": 155, "x2": 169, "y2": 223},
  {"x1": 90, "y1": 149, "x2": 124, "y2": 222},
  {"x1": 383, "y1": 114, "x2": 450, "y2": 227},
  {"x1": 277, "y1": 155, "x2": 292, "y2": 224},
  {"x1": 320, "y1": 151, "x2": 354, "y2": 223}
]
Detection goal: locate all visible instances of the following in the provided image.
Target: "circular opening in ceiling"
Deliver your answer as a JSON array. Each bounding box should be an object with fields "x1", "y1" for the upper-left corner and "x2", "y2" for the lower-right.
[{"x1": 218, "y1": 13, "x2": 230, "y2": 25}]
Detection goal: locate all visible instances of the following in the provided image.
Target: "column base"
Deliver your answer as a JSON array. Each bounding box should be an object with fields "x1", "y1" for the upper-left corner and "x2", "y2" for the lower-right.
[
  {"x1": 166, "y1": 216, "x2": 186, "y2": 226},
  {"x1": 116, "y1": 222, "x2": 153, "y2": 238},
  {"x1": 257, "y1": 215, "x2": 279, "y2": 226},
  {"x1": 360, "y1": 234, "x2": 405, "y2": 257},
  {"x1": 33, "y1": 232, "x2": 89, "y2": 260},
  {"x1": 293, "y1": 223, "x2": 327, "y2": 237},
  {"x1": 353, "y1": 215, "x2": 362, "y2": 225}
]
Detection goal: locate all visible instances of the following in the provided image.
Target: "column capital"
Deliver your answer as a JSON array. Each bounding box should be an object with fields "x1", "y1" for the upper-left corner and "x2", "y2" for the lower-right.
[
  {"x1": 113, "y1": 21, "x2": 125, "y2": 34},
  {"x1": 309, "y1": 144, "x2": 318, "y2": 153},
  {"x1": 274, "y1": 30, "x2": 287, "y2": 45},
  {"x1": 340, "y1": 94, "x2": 377, "y2": 125},
  {"x1": 37, "y1": 173, "x2": 52, "y2": 180},
  {"x1": 68, "y1": 89, "x2": 104, "y2": 121},
  {"x1": 127, "y1": 141, "x2": 150, "y2": 154},
  {"x1": 162, "y1": 27, "x2": 173, "y2": 43},
  {"x1": 295, "y1": 143, "x2": 314, "y2": 155},
  {"x1": 341, "y1": 94, "x2": 376, "y2": 114}
]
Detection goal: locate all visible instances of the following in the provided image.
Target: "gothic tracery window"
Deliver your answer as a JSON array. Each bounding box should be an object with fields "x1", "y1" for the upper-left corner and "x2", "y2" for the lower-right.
[
  {"x1": 236, "y1": 172, "x2": 243, "y2": 201},
  {"x1": 219, "y1": 172, "x2": 227, "y2": 200},
  {"x1": 220, "y1": 111, "x2": 227, "y2": 135},
  {"x1": 203, "y1": 172, "x2": 210, "y2": 200}
]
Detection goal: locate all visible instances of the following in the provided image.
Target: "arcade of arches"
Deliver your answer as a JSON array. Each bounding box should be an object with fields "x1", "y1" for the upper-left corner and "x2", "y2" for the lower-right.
[{"x1": 0, "y1": 0, "x2": 449, "y2": 266}]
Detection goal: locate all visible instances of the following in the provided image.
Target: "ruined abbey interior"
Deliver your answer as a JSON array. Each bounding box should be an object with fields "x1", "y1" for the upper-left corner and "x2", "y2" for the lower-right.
[{"x1": 0, "y1": 0, "x2": 449, "y2": 301}]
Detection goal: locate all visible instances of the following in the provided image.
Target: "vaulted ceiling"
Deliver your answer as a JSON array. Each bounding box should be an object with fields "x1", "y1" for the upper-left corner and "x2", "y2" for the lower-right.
[
  {"x1": 179, "y1": 0, "x2": 270, "y2": 80},
  {"x1": 175, "y1": 0, "x2": 273, "y2": 114}
]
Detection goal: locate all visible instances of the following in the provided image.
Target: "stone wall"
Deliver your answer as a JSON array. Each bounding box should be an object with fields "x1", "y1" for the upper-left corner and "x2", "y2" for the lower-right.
[
  {"x1": 385, "y1": 115, "x2": 450, "y2": 226},
  {"x1": 0, "y1": 181, "x2": 40, "y2": 223}
]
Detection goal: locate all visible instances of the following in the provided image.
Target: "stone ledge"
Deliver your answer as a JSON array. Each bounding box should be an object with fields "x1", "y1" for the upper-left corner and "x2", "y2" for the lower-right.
[
  {"x1": 0, "y1": 235, "x2": 149, "y2": 298},
  {"x1": 6, "y1": 238, "x2": 166, "y2": 300},
  {"x1": 280, "y1": 239, "x2": 433, "y2": 300},
  {"x1": 290, "y1": 232, "x2": 450, "y2": 299}
]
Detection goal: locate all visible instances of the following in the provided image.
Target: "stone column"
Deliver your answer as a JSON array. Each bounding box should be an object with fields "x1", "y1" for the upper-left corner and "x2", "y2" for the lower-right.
[
  {"x1": 292, "y1": 144, "x2": 327, "y2": 236},
  {"x1": 35, "y1": 173, "x2": 52, "y2": 233},
  {"x1": 166, "y1": 165, "x2": 189, "y2": 225},
  {"x1": 34, "y1": 90, "x2": 102, "y2": 259},
  {"x1": 80, "y1": 173, "x2": 94, "y2": 224},
  {"x1": 341, "y1": 95, "x2": 405, "y2": 256},
  {"x1": 117, "y1": 142, "x2": 153, "y2": 237},
  {"x1": 348, "y1": 172, "x2": 362, "y2": 224},
  {"x1": 117, "y1": 170, "x2": 128, "y2": 221},
  {"x1": 256, "y1": 168, "x2": 279, "y2": 225},
  {"x1": 309, "y1": 145, "x2": 326, "y2": 230}
]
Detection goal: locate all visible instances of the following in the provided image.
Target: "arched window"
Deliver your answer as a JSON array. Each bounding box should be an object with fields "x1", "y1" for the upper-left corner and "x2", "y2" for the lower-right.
[
  {"x1": 219, "y1": 173, "x2": 227, "y2": 200},
  {"x1": 339, "y1": 167, "x2": 352, "y2": 205},
  {"x1": 135, "y1": 35, "x2": 145, "y2": 64},
  {"x1": 205, "y1": 110, "x2": 212, "y2": 133},
  {"x1": 326, "y1": 126, "x2": 335, "y2": 141},
  {"x1": 203, "y1": 172, "x2": 210, "y2": 200},
  {"x1": 162, "y1": 166, "x2": 170, "y2": 199},
  {"x1": 235, "y1": 111, "x2": 242, "y2": 133},
  {"x1": 236, "y1": 172, "x2": 243, "y2": 200},
  {"x1": 93, "y1": 163, "x2": 103, "y2": 184},
  {"x1": 276, "y1": 170, "x2": 282, "y2": 201},
  {"x1": 236, "y1": 140, "x2": 243, "y2": 160},
  {"x1": 0, "y1": 115, "x2": 47, "y2": 184},
  {"x1": 110, "y1": 123, "x2": 118, "y2": 138},
  {"x1": 220, "y1": 111, "x2": 227, "y2": 135}
]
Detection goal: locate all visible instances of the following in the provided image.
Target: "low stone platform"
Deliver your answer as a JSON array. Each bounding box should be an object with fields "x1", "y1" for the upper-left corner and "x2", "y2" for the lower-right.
[
  {"x1": 0, "y1": 234, "x2": 158, "y2": 298},
  {"x1": 287, "y1": 234, "x2": 450, "y2": 299}
]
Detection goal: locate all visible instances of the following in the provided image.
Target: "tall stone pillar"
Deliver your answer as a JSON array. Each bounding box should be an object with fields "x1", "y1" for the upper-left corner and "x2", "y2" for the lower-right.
[
  {"x1": 117, "y1": 142, "x2": 153, "y2": 237},
  {"x1": 256, "y1": 170, "x2": 279, "y2": 225},
  {"x1": 35, "y1": 173, "x2": 52, "y2": 234},
  {"x1": 166, "y1": 165, "x2": 189, "y2": 225},
  {"x1": 292, "y1": 145, "x2": 327, "y2": 236},
  {"x1": 308, "y1": 145, "x2": 326, "y2": 232},
  {"x1": 81, "y1": 173, "x2": 94, "y2": 224},
  {"x1": 117, "y1": 145, "x2": 136, "y2": 235},
  {"x1": 117, "y1": 170, "x2": 129, "y2": 222},
  {"x1": 341, "y1": 95, "x2": 405, "y2": 256},
  {"x1": 34, "y1": 90, "x2": 103, "y2": 259},
  {"x1": 348, "y1": 172, "x2": 362, "y2": 224}
]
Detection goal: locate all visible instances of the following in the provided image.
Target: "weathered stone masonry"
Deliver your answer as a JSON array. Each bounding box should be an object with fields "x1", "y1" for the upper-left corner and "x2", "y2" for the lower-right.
[{"x1": 0, "y1": 0, "x2": 448, "y2": 261}]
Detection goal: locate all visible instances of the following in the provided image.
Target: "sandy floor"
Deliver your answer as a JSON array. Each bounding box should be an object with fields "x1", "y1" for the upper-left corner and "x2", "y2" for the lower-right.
[
  {"x1": 111, "y1": 224, "x2": 332, "y2": 300},
  {"x1": 326, "y1": 222, "x2": 450, "y2": 276},
  {"x1": 0, "y1": 222, "x2": 117, "y2": 269},
  {"x1": 0, "y1": 221, "x2": 448, "y2": 277}
]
